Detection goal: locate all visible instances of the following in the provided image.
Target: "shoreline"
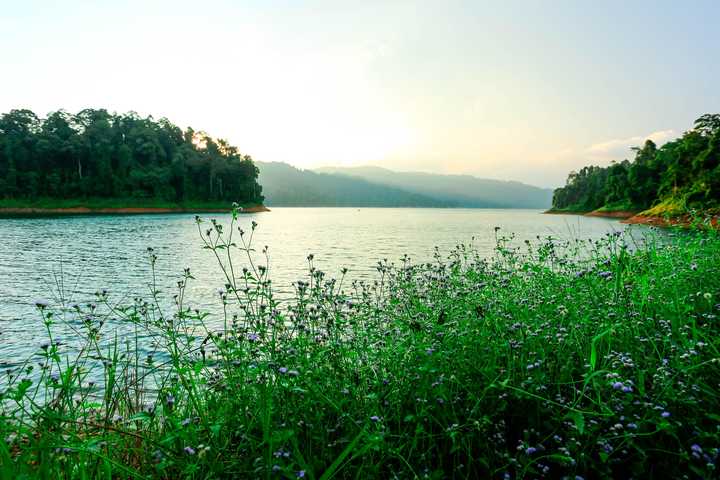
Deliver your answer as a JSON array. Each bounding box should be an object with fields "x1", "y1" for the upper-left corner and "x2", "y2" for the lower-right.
[
  {"x1": 0, "y1": 204, "x2": 270, "y2": 217},
  {"x1": 622, "y1": 213, "x2": 719, "y2": 228},
  {"x1": 543, "y1": 209, "x2": 636, "y2": 219},
  {"x1": 545, "y1": 209, "x2": 719, "y2": 228}
]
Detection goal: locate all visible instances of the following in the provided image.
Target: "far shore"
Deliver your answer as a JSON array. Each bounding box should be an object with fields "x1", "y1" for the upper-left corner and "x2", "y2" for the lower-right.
[
  {"x1": 621, "y1": 213, "x2": 719, "y2": 228},
  {"x1": 545, "y1": 208, "x2": 719, "y2": 228},
  {"x1": 544, "y1": 208, "x2": 636, "y2": 219},
  {"x1": 0, "y1": 204, "x2": 270, "y2": 217}
]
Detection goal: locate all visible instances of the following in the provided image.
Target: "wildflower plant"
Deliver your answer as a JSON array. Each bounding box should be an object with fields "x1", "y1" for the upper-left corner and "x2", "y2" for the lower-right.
[{"x1": 1, "y1": 207, "x2": 719, "y2": 478}]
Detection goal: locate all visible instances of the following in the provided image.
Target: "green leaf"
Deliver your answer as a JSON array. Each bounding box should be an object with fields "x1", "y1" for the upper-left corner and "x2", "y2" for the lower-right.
[
  {"x1": 319, "y1": 430, "x2": 366, "y2": 480},
  {"x1": 590, "y1": 328, "x2": 611, "y2": 371},
  {"x1": 128, "y1": 412, "x2": 152, "y2": 422},
  {"x1": 548, "y1": 454, "x2": 574, "y2": 464},
  {"x1": 568, "y1": 411, "x2": 584, "y2": 435},
  {"x1": 272, "y1": 429, "x2": 294, "y2": 443}
]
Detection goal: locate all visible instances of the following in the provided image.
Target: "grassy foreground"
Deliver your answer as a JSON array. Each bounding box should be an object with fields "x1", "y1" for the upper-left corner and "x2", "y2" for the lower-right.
[{"x1": 1, "y1": 212, "x2": 720, "y2": 479}]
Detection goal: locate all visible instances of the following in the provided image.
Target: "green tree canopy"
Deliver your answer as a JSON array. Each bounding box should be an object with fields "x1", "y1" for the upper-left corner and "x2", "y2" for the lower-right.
[
  {"x1": 0, "y1": 108, "x2": 263, "y2": 205},
  {"x1": 552, "y1": 114, "x2": 720, "y2": 213}
]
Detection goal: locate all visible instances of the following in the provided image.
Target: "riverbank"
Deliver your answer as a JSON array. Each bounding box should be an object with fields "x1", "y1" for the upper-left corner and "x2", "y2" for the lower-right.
[
  {"x1": 622, "y1": 212, "x2": 720, "y2": 228},
  {"x1": 545, "y1": 207, "x2": 719, "y2": 228},
  {"x1": 0, "y1": 202, "x2": 269, "y2": 217},
  {"x1": 544, "y1": 208, "x2": 637, "y2": 219}
]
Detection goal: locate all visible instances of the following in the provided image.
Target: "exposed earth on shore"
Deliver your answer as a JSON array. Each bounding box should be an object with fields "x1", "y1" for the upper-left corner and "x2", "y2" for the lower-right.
[
  {"x1": 545, "y1": 208, "x2": 719, "y2": 228},
  {"x1": 0, "y1": 205, "x2": 270, "y2": 216}
]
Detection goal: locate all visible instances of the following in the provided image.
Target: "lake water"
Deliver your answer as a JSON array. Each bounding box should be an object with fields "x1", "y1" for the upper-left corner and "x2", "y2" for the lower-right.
[{"x1": 0, "y1": 208, "x2": 638, "y2": 364}]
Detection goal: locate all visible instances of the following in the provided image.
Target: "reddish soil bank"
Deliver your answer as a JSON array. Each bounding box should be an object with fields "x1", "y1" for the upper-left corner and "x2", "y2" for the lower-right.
[
  {"x1": 622, "y1": 214, "x2": 719, "y2": 228},
  {"x1": 0, "y1": 205, "x2": 270, "y2": 216}
]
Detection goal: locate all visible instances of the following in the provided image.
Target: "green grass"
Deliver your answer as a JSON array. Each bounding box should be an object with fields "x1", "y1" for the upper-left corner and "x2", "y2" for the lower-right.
[
  {"x1": 593, "y1": 201, "x2": 637, "y2": 213},
  {"x1": 545, "y1": 205, "x2": 594, "y2": 214},
  {"x1": 1, "y1": 211, "x2": 719, "y2": 478},
  {"x1": 639, "y1": 197, "x2": 688, "y2": 218}
]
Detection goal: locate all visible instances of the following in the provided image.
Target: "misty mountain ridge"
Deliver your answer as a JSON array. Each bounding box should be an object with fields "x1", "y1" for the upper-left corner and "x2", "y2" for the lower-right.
[
  {"x1": 314, "y1": 165, "x2": 553, "y2": 208},
  {"x1": 258, "y1": 162, "x2": 553, "y2": 208},
  {"x1": 257, "y1": 162, "x2": 456, "y2": 207}
]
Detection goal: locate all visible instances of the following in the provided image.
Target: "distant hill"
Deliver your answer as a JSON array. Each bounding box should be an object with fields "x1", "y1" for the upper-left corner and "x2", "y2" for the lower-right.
[
  {"x1": 257, "y1": 162, "x2": 456, "y2": 207},
  {"x1": 315, "y1": 166, "x2": 554, "y2": 208}
]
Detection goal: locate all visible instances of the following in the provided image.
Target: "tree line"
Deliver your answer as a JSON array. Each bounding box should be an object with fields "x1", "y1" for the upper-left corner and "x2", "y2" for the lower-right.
[
  {"x1": 552, "y1": 114, "x2": 720, "y2": 213},
  {"x1": 0, "y1": 108, "x2": 263, "y2": 205}
]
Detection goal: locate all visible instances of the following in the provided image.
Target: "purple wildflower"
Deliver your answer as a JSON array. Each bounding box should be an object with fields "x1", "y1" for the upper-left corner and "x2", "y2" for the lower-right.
[
  {"x1": 661, "y1": 411, "x2": 671, "y2": 418},
  {"x1": 278, "y1": 367, "x2": 288, "y2": 374},
  {"x1": 184, "y1": 446, "x2": 196, "y2": 455},
  {"x1": 526, "y1": 447, "x2": 537, "y2": 455},
  {"x1": 612, "y1": 381, "x2": 624, "y2": 390},
  {"x1": 297, "y1": 471, "x2": 305, "y2": 478},
  {"x1": 34, "y1": 299, "x2": 49, "y2": 309},
  {"x1": 370, "y1": 415, "x2": 381, "y2": 422}
]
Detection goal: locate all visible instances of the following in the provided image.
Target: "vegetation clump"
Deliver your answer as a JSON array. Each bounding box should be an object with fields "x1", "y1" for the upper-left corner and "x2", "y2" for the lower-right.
[
  {"x1": 1, "y1": 211, "x2": 719, "y2": 478},
  {"x1": 551, "y1": 114, "x2": 720, "y2": 217},
  {"x1": 0, "y1": 109, "x2": 264, "y2": 208}
]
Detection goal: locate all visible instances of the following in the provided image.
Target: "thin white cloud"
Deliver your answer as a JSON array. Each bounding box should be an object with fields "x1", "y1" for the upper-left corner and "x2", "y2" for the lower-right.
[{"x1": 586, "y1": 130, "x2": 676, "y2": 158}]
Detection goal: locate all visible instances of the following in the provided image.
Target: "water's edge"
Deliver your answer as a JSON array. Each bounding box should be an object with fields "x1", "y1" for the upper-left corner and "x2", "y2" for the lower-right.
[{"x1": 0, "y1": 204, "x2": 270, "y2": 217}]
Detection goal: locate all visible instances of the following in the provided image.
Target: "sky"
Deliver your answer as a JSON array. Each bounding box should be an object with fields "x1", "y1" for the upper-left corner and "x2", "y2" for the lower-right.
[{"x1": 1, "y1": 0, "x2": 719, "y2": 188}]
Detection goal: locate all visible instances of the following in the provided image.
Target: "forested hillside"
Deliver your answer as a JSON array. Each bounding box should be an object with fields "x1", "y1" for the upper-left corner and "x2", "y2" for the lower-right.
[
  {"x1": 316, "y1": 166, "x2": 553, "y2": 208},
  {"x1": 258, "y1": 162, "x2": 456, "y2": 207},
  {"x1": 552, "y1": 114, "x2": 720, "y2": 216},
  {"x1": 0, "y1": 109, "x2": 263, "y2": 206}
]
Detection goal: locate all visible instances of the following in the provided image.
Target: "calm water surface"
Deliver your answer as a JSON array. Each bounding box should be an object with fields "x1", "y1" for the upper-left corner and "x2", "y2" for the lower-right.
[{"x1": 0, "y1": 208, "x2": 638, "y2": 363}]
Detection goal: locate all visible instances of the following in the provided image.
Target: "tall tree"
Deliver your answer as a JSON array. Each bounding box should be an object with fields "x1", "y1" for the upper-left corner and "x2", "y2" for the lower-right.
[{"x1": 0, "y1": 108, "x2": 264, "y2": 205}]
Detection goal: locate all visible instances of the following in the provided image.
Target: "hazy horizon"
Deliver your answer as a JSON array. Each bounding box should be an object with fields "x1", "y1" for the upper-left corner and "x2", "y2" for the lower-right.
[{"x1": 2, "y1": 0, "x2": 719, "y2": 188}]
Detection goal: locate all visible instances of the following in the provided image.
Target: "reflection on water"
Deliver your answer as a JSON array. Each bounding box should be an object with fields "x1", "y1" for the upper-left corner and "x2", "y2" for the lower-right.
[{"x1": 0, "y1": 208, "x2": 639, "y2": 362}]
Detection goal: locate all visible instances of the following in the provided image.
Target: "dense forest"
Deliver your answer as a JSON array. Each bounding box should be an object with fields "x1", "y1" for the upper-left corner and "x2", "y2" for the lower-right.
[
  {"x1": 0, "y1": 109, "x2": 263, "y2": 206},
  {"x1": 552, "y1": 114, "x2": 720, "y2": 215}
]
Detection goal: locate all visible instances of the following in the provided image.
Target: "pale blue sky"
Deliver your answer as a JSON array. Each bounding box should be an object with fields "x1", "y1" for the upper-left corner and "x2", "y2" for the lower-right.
[{"x1": 1, "y1": 0, "x2": 718, "y2": 187}]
